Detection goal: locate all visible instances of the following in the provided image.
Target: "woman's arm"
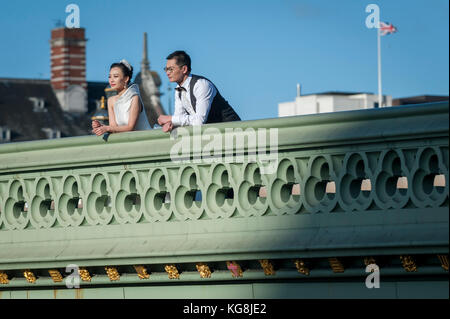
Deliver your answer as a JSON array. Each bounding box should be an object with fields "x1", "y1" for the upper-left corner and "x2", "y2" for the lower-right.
[
  {"x1": 93, "y1": 96, "x2": 141, "y2": 135},
  {"x1": 107, "y1": 96, "x2": 118, "y2": 128},
  {"x1": 92, "y1": 97, "x2": 116, "y2": 130},
  {"x1": 109, "y1": 95, "x2": 140, "y2": 132},
  {"x1": 93, "y1": 96, "x2": 117, "y2": 136}
]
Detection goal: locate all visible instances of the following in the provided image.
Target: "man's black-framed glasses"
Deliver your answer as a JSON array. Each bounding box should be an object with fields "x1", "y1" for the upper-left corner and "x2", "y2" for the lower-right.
[{"x1": 164, "y1": 65, "x2": 185, "y2": 73}]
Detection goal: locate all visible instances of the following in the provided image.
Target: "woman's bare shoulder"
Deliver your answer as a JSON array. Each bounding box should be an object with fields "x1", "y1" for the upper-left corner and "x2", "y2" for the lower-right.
[{"x1": 108, "y1": 95, "x2": 119, "y2": 106}]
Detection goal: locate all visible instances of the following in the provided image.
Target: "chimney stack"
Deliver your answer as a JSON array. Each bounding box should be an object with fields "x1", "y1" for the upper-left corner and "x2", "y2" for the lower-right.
[{"x1": 50, "y1": 27, "x2": 87, "y2": 113}]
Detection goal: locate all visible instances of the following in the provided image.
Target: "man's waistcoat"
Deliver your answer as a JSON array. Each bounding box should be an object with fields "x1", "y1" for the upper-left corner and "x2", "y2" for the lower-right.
[{"x1": 189, "y1": 75, "x2": 241, "y2": 124}]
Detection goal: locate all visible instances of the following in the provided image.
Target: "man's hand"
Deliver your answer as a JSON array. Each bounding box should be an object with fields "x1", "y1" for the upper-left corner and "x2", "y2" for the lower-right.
[
  {"x1": 162, "y1": 121, "x2": 174, "y2": 132},
  {"x1": 158, "y1": 115, "x2": 172, "y2": 126}
]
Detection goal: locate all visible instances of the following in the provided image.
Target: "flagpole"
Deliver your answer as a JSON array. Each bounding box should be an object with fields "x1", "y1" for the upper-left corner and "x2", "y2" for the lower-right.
[{"x1": 377, "y1": 24, "x2": 383, "y2": 107}]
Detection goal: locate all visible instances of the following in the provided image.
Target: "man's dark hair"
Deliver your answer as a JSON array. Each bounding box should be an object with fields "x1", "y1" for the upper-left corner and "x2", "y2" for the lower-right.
[{"x1": 167, "y1": 50, "x2": 191, "y2": 72}]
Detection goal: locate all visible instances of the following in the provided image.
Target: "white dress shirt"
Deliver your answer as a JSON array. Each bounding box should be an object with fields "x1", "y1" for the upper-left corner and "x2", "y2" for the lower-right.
[{"x1": 171, "y1": 74, "x2": 217, "y2": 126}]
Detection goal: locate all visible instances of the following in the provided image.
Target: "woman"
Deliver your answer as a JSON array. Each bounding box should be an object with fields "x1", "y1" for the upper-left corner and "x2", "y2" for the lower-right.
[{"x1": 92, "y1": 59, "x2": 151, "y2": 136}]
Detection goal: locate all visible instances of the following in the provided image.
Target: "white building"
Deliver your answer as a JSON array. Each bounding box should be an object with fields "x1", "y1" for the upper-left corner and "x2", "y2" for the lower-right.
[{"x1": 278, "y1": 84, "x2": 392, "y2": 117}]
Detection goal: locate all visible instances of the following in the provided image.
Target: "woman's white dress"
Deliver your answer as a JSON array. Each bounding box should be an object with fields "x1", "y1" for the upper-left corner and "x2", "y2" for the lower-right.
[{"x1": 113, "y1": 84, "x2": 151, "y2": 130}]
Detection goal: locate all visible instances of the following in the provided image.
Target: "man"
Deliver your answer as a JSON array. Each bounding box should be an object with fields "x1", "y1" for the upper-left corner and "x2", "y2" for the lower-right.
[{"x1": 158, "y1": 50, "x2": 240, "y2": 132}]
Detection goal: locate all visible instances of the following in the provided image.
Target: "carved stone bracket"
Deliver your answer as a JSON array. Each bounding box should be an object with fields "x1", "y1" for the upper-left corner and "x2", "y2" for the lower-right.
[
  {"x1": 259, "y1": 259, "x2": 275, "y2": 276},
  {"x1": 48, "y1": 269, "x2": 63, "y2": 283},
  {"x1": 294, "y1": 259, "x2": 310, "y2": 276},
  {"x1": 0, "y1": 271, "x2": 9, "y2": 284},
  {"x1": 78, "y1": 267, "x2": 92, "y2": 282},
  {"x1": 400, "y1": 255, "x2": 417, "y2": 272},
  {"x1": 196, "y1": 263, "x2": 212, "y2": 278},
  {"x1": 23, "y1": 270, "x2": 36, "y2": 283},
  {"x1": 134, "y1": 265, "x2": 150, "y2": 279},
  {"x1": 226, "y1": 261, "x2": 243, "y2": 278},
  {"x1": 165, "y1": 265, "x2": 180, "y2": 279},
  {"x1": 105, "y1": 266, "x2": 120, "y2": 281},
  {"x1": 329, "y1": 258, "x2": 345, "y2": 273}
]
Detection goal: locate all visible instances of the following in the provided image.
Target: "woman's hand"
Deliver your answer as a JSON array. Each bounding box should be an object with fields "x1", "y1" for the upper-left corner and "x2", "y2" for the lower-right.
[
  {"x1": 92, "y1": 125, "x2": 109, "y2": 136},
  {"x1": 92, "y1": 120, "x2": 101, "y2": 129}
]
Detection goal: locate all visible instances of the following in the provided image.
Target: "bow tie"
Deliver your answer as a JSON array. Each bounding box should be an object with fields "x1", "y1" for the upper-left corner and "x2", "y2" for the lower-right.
[{"x1": 175, "y1": 87, "x2": 186, "y2": 92}]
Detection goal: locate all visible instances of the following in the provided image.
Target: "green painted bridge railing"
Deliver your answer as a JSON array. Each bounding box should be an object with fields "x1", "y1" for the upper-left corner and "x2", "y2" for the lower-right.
[{"x1": 0, "y1": 102, "x2": 448, "y2": 296}]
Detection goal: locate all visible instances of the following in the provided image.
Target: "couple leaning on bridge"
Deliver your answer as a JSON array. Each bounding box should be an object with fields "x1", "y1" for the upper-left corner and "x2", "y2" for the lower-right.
[{"x1": 91, "y1": 51, "x2": 241, "y2": 136}]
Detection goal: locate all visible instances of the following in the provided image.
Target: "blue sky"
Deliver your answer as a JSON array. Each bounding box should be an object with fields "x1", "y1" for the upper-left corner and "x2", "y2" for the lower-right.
[{"x1": 0, "y1": 0, "x2": 448, "y2": 120}]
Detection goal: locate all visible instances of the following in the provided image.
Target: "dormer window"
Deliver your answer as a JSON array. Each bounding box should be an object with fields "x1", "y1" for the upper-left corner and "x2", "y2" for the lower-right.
[
  {"x1": 29, "y1": 97, "x2": 47, "y2": 112},
  {"x1": 0, "y1": 126, "x2": 11, "y2": 142}
]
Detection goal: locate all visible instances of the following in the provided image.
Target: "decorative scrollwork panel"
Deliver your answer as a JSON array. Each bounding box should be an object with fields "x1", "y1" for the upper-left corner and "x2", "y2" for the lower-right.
[
  {"x1": 3, "y1": 180, "x2": 30, "y2": 230},
  {"x1": 302, "y1": 155, "x2": 339, "y2": 214},
  {"x1": 410, "y1": 147, "x2": 448, "y2": 208},
  {"x1": 237, "y1": 162, "x2": 270, "y2": 217},
  {"x1": 114, "y1": 171, "x2": 143, "y2": 224},
  {"x1": 56, "y1": 175, "x2": 85, "y2": 227},
  {"x1": 268, "y1": 158, "x2": 303, "y2": 216},
  {"x1": 205, "y1": 163, "x2": 237, "y2": 219},
  {"x1": 29, "y1": 177, "x2": 56, "y2": 229},
  {"x1": 85, "y1": 173, "x2": 113, "y2": 226},
  {"x1": 338, "y1": 152, "x2": 376, "y2": 212},
  {"x1": 143, "y1": 168, "x2": 173, "y2": 222},
  {"x1": 373, "y1": 150, "x2": 411, "y2": 210}
]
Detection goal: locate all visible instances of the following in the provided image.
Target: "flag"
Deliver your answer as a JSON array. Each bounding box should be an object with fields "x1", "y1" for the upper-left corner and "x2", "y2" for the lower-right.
[{"x1": 379, "y1": 22, "x2": 397, "y2": 36}]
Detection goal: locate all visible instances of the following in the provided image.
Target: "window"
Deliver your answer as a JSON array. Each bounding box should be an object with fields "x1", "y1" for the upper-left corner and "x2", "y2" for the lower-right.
[
  {"x1": 29, "y1": 97, "x2": 47, "y2": 112},
  {"x1": 0, "y1": 126, "x2": 11, "y2": 142},
  {"x1": 41, "y1": 128, "x2": 61, "y2": 139}
]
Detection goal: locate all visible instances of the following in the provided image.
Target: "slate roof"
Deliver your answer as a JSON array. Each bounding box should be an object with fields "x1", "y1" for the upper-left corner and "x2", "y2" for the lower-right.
[{"x1": 0, "y1": 78, "x2": 108, "y2": 143}]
